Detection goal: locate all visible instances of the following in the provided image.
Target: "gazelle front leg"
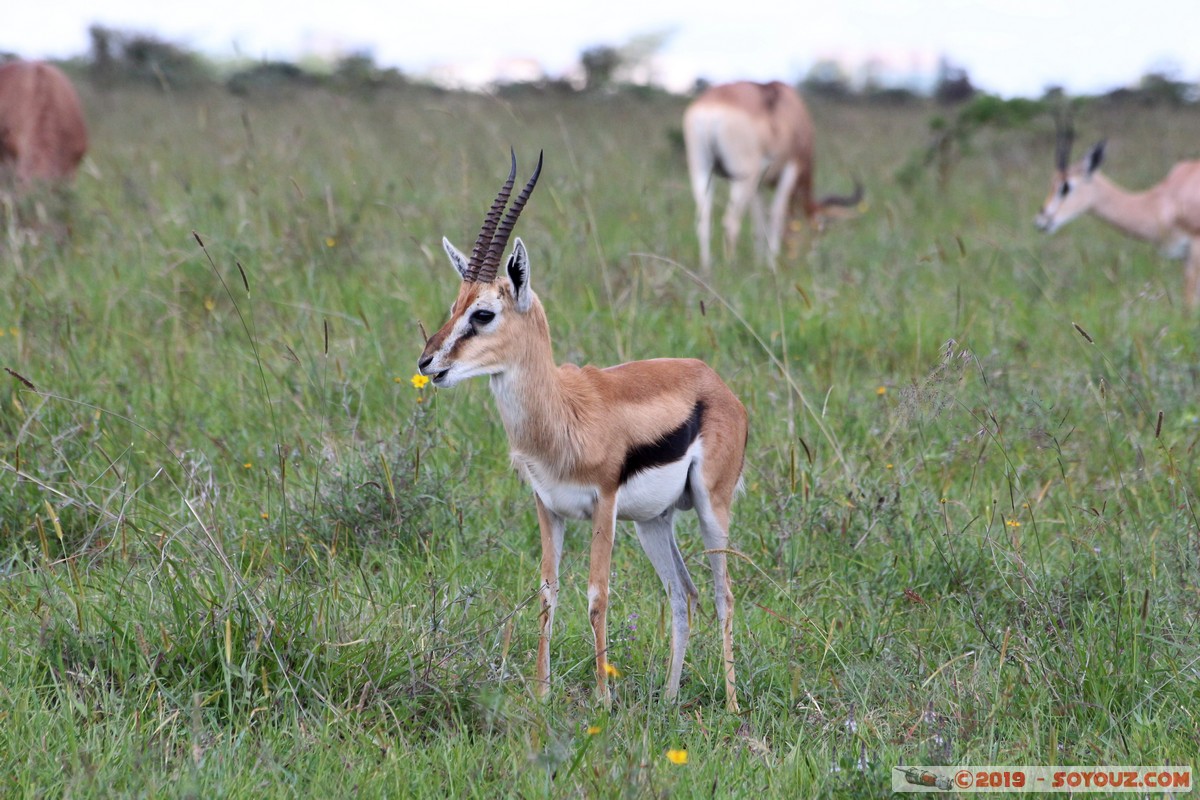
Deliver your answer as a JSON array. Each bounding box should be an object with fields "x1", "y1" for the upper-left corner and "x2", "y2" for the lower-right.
[
  {"x1": 535, "y1": 496, "x2": 565, "y2": 700},
  {"x1": 588, "y1": 491, "x2": 619, "y2": 707}
]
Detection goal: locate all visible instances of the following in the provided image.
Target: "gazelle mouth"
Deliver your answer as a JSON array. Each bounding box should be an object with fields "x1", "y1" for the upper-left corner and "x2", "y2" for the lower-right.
[{"x1": 432, "y1": 370, "x2": 450, "y2": 385}]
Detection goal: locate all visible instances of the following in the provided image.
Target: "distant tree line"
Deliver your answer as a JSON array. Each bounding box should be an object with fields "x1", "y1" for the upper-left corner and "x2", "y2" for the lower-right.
[
  {"x1": 82, "y1": 26, "x2": 410, "y2": 96},
  {"x1": 19, "y1": 26, "x2": 1197, "y2": 108},
  {"x1": 801, "y1": 55, "x2": 1199, "y2": 109}
]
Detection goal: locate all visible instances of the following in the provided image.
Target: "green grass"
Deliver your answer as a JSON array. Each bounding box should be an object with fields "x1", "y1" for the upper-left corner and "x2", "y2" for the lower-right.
[{"x1": 2, "y1": 82, "x2": 1198, "y2": 797}]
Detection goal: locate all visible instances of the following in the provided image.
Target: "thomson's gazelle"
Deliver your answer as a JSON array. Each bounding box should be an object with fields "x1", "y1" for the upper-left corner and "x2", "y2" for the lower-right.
[
  {"x1": 683, "y1": 80, "x2": 862, "y2": 269},
  {"x1": 1036, "y1": 123, "x2": 1200, "y2": 309},
  {"x1": 417, "y1": 151, "x2": 748, "y2": 711}
]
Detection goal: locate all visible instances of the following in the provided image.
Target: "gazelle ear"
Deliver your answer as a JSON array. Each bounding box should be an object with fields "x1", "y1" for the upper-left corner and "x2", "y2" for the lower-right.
[
  {"x1": 443, "y1": 237, "x2": 471, "y2": 280},
  {"x1": 506, "y1": 237, "x2": 533, "y2": 312},
  {"x1": 1086, "y1": 140, "x2": 1106, "y2": 175}
]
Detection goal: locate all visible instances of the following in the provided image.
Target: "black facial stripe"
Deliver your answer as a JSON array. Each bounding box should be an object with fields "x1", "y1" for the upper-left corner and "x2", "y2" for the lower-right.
[
  {"x1": 619, "y1": 401, "x2": 705, "y2": 485},
  {"x1": 458, "y1": 308, "x2": 492, "y2": 342},
  {"x1": 448, "y1": 323, "x2": 476, "y2": 356}
]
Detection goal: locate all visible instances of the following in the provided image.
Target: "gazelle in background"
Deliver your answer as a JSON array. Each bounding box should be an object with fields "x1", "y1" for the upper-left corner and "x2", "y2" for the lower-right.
[
  {"x1": 417, "y1": 152, "x2": 748, "y2": 711},
  {"x1": 1035, "y1": 125, "x2": 1200, "y2": 309},
  {"x1": 683, "y1": 80, "x2": 862, "y2": 269}
]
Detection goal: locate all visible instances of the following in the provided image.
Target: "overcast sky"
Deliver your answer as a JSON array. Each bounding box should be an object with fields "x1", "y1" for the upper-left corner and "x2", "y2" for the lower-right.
[{"x1": 5, "y1": 0, "x2": 1198, "y2": 97}]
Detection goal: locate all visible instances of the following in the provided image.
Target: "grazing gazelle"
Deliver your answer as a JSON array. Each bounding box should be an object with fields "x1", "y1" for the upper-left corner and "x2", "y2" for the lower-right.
[
  {"x1": 0, "y1": 60, "x2": 88, "y2": 186},
  {"x1": 683, "y1": 80, "x2": 862, "y2": 269},
  {"x1": 417, "y1": 152, "x2": 748, "y2": 711},
  {"x1": 1035, "y1": 129, "x2": 1200, "y2": 309}
]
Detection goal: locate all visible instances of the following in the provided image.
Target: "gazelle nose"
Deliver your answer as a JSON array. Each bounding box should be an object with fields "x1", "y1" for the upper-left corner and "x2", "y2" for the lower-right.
[{"x1": 418, "y1": 355, "x2": 434, "y2": 373}]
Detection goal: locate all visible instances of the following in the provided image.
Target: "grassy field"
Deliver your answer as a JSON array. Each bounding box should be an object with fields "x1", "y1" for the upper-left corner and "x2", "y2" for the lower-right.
[{"x1": 2, "y1": 79, "x2": 1198, "y2": 797}]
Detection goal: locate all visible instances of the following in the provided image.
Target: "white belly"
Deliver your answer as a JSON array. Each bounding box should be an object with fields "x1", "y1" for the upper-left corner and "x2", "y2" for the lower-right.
[
  {"x1": 517, "y1": 449, "x2": 696, "y2": 523},
  {"x1": 616, "y1": 459, "x2": 693, "y2": 520}
]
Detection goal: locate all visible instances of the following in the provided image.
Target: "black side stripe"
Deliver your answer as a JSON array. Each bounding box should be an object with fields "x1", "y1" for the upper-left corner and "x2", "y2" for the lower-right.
[{"x1": 619, "y1": 401, "x2": 705, "y2": 485}]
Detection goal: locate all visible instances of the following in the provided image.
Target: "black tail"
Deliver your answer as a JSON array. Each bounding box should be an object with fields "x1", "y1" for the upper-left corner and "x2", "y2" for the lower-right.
[{"x1": 816, "y1": 179, "x2": 864, "y2": 212}]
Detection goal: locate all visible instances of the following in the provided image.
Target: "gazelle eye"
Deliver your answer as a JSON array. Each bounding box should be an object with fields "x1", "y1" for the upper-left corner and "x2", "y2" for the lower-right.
[
  {"x1": 1059, "y1": 182, "x2": 1071, "y2": 197},
  {"x1": 471, "y1": 309, "x2": 496, "y2": 324}
]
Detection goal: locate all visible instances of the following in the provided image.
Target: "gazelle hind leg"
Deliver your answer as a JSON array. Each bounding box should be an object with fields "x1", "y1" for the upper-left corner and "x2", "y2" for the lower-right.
[
  {"x1": 1184, "y1": 241, "x2": 1200, "y2": 311},
  {"x1": 723, "y1": 175, "x2": 759, "y2": 264},
  {"x1": 749, "y1": 194, "x2": 769, "y2": 264},
  {"x1": 634, "y1": 509, "x2": 699, "y2": 701},
  {"x1": 689, "y1": 475, "x2": 740, "y2": 712},
  {"x1": 535, "y1": 497, "x2": 566, "y2": 700},
  {"x1": 685, "y1": 129, "x2": 717, "y2": 271},
  {"x1": 766, "y1": 161, "x2": 801, "y2": 262}
]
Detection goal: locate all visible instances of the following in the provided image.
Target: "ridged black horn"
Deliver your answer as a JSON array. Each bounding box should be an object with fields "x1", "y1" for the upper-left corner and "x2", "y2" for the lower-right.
[
  {"x1": 1055, "y1": 112, "x2": 1075, "y2": 172},
  {"x1": 466, "y1": 149, "x2": 517, "y2": 282},
  {"x1": 478, "y1": 150, "x2": 543, "y2": 283}
]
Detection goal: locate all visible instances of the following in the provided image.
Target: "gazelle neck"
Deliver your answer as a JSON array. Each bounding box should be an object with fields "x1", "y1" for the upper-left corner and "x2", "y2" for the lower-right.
[
  {"x1": 1088, "y1": 173, "x2": 1168, "y2": 243},
  {"x1": 487, "y1": 299, "x2": 582, "y2": 469}
]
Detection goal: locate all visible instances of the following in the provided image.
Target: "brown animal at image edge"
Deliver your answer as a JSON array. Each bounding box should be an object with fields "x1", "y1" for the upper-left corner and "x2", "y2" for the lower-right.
[{"x1": 0, "y1": 60, "x2": 89, "y2": 186}]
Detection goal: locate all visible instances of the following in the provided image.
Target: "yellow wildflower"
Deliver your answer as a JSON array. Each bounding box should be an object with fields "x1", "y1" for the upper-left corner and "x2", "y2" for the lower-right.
[
  {"x1": 325, "y1": 237, "x2": 336, "y2": 247},
  {"x1": 666, "y1": 749, "x2": 688, "y2": 765},
  {"x1": 586, "y1": 725, "x2": 601, "y2": 736},
  {"x1": 1006, "y1": 519, "x2": 1021, "y2": 528},
  {"x1": 603, "y1": 662, "x2": 620, "y2": 678},
  {"x1": 204, "y1": 297, "x2": 216, "y2": 312},
  {"x1": 243, "y1": 462, "x2": 252, "y2": 469},
  {"x1": 876, "y1": 386, "x2": 887, "y2": 396},
  {"x1": 411, "y1": 374, "x2": 430, "y2": 389}
]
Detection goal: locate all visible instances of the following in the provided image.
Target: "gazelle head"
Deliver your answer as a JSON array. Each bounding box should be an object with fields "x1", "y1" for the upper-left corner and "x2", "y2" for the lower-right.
[
  {"x1": 417, "y1": 150, "x2": 544, "y2": 388},
  {"x1": 1035, "y1": 122, "x2": 1107, "y2": 233}
]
